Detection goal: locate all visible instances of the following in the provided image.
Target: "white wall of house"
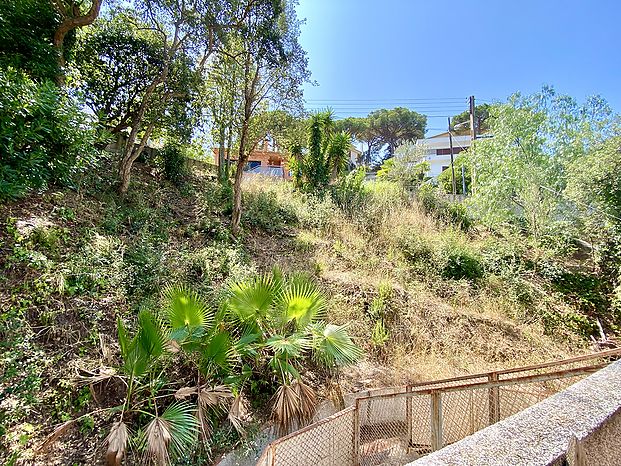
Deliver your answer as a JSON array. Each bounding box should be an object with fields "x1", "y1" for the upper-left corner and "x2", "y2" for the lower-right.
[{"x1": 415, "y1": 133, "x2": 472, "y2": 179}]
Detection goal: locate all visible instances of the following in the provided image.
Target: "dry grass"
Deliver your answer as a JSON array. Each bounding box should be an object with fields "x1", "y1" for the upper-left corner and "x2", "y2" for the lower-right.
[{"x1": 242, "y1": 178, "x2": 588, "y2": 393}]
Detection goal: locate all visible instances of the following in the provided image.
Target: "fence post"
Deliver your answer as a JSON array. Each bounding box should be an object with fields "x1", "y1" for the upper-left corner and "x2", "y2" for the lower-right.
[
  {"x1": 430, "y1": 391, "x2": 443, "y2": 451},
  {"x1": 353, "y1": 399, "x2": 360, "y2": 466},
  {"x1": 406, "y1": 386, "x2": 413, "y2": 449},
  {"x1": 270, "y1": 444, "x2": 276, "y2": 466},
  {"x1": 488, "y1": 372, "x2": 500, "y2": 424}
]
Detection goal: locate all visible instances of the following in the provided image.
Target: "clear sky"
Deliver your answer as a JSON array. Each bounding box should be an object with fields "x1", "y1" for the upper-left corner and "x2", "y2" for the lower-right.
[{"x1": 296, "y1": 0, "x2": 621, "y2": 134}]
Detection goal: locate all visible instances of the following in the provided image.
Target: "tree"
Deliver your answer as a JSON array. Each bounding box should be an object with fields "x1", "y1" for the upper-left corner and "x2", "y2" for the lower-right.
[
  {"x1": 451, "y1": 103, "x2": 492, "y2": 134},
  {"x1": 0, "y1": 0, "x2": 60, "y2": 81},
  {"x1": 73, "y1": 12, "x2": 166, "y2": 136},
  {"x1": 229, "y1": 0, "x2": 310, "y2": 236},
  {"x1": 377, "y1": 141, "x2": 429, "y2": 189},
  {"x1": 368, "y1": 107, "x2": 426, "y2": 159},
  {"x1": 337, "y1": 117, "x2": 381, "y2": 165},
  {"x1": 50, "y1": 0, "x2": 103, "y2": 78},
  {"x1": 115, "y1": 0, "x2": 265, "y2": 194},
  {"x1": 469, "y1": 87, "x2": 615, "y2": 240}
]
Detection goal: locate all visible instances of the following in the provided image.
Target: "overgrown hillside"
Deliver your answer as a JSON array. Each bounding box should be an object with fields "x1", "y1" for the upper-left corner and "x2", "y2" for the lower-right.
[{"x1": 0, "y1": 162, "x2": 597, "y2": 464}]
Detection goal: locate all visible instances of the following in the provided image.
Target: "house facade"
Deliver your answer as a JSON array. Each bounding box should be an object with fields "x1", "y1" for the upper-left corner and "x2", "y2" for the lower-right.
[
  {"x1": 415, "y1": 132, "x2": 472, "y2": 179},
  {"x1": 213, "y1": 139, "x2": 292, "y2": 179},
  {"x1": 213, "y1": 139, "x2": 363, "y2": 180}
]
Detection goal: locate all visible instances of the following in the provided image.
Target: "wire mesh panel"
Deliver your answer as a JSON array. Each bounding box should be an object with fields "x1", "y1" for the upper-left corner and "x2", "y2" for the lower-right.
[
  {"x1": 439, "y1": 387, "x2": 489, "y2": 446},
  {"x1": 357, "y1": 394, "x2": 416, "y2": 466},
  {"x1": 255, "y1": 350, "x2": 621, "y2": 466},
  {"x1": 267, "y1": 407, "x2": 356, "y2": 466}
]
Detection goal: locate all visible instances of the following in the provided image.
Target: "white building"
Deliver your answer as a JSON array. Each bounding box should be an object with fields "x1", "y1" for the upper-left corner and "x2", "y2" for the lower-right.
[{"x1": 415, "y1": 132, "x2": 472, "y2": 179}]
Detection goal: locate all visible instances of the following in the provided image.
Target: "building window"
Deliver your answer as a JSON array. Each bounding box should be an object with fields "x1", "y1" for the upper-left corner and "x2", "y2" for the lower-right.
[
  {"x1": 436, "y1": 147, "x2": 464, "y2": 156},
  {"x1": 441, "y1": 166, "x2": 449, "y2": 172}
]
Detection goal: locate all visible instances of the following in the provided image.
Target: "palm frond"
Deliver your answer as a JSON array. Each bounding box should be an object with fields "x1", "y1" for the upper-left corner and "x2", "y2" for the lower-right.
[
  {"x1": 105, "y1": 421, "x2": 129, "y2": 466},
  {"x1": 266, "y1": 333, "x2": 310, "y2": 358},
  {"x1": 226, "y1": 273, "x2": 280, "y2": 326},
  {"x1": 144, "y1": 417, "x2": 171, "y2": 466},
  {"x1": 278, "y1": 275, "x2": 326, "y2": 329},
  {"x1": 327, "y1": 131, "x2": 352, "y2": 176},
  {"x1": 228, "y1": 395, "x2": 249, "y2": 434},
  {"x1": 272, "y1": 383, "x2": 300, "y2": 434},
  {"x1": 310, "y1": 322, "x2": 362, "y2": 367},
  {"x1": 161, "y1": 401, "x2": 198, "y2": 461},
  {"x1": 293, "y1": 380, "x2": 317, "y2": 425},
  {"x1": 117, "y1": 311, "x2": 166, "y2": 377},
  {"x1": 198, "y1": 384, "x2": 233, "y2": 411},
  {"x1": 163, "y1": 285, "x2": 213, "y2": 339},
  {"x1": 201, "y1": 331, "x2": 235, "y2": 376}
]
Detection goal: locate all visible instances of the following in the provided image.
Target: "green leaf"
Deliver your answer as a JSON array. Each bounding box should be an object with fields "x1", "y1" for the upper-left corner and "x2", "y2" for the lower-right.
[
  {"x1": 278, "y1": 275, "x2": 326, "y2": 329},
  {"x1": 311, "y1": 323, "x2": 362, "y2": 367},
  {"x1": 160, "y1": 401, "x2": 198, "y2": 459},
  {"x1": 266, "y1": 333, "x2": 310, "y2": 358},
  {"x1": 164, "y1": 285, "x2": 212, "y2": 334},
  {"x1": 227, "y1": 273, "x2": 281, "y2": 324}
]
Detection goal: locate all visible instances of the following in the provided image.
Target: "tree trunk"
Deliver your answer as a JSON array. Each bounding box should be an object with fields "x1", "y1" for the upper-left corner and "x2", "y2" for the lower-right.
[
  {"x1": 52, "y1": 0, "x2": 102, "y2": 84},
  {"x1": 218, "y1": 127, "x2": 226, "y2": 182},
  {"x1": 231, "y1": 122, "x2": 249, "y2": 237},
  {"x1": 117, "y1": 63, "x2": 169, "y2": 194},
  {"x1": 118, "y1": 121, "x2": 155, "y2": 193}
]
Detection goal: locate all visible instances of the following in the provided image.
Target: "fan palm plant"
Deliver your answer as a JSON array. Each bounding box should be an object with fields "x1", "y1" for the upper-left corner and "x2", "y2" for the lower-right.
[{"x1": 224, "y1": 270, "x2": 362, "y2": 433}]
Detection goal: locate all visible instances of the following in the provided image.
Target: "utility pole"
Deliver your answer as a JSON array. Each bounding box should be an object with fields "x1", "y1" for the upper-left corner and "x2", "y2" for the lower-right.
[
  {"x1": 469, "y1": 95, "x2": 476, "y2": 194},
  {"x1": 447, "y1": 117, "x2": 457, "y2": 197}
]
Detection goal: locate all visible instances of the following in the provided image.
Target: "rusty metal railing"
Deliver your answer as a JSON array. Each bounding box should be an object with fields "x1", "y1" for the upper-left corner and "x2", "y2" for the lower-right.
[{"x1": 256, "y1": 348, "x2": 621, "y2": 466}]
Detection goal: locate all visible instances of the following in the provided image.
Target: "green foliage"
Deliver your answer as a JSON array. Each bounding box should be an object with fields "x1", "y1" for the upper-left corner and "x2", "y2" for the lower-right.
[
  {"x1": 377, "y1": 141, "x2": 430, "y2": 190},
  {"x1": 451, "y1": 103, "x2": 492, "y2": 134},
  {"x1": 437, "y1": 155, "x2": 471, "y2": 195},
  {"x1": 469, "y1": 88, "x2": 614, "y2": 238},
  {"x1": 73, "y1": 13, "x2": 164, "y2": 132},
  {"x1": 243, "y1": 189, "x2": 298, "y2": 232},
  {"x1": 0, "y1": 0, "x2": 60, "y2": 81},
  {"x1": 159, "y1": 144, "x2": 188, "y2": 185},
  {"x1": 0, "y1": 67, "x2": 103, "y2": 200},
  {"x1": 439, "y1": 240, "x2": 484, "y2": 281},
  {"x1": 367, "y1": 107, "x2": 427, "y2": 159},
  {"x1": 330, "y1": 167, "x2": 367, "y2": 214},
  {"x1": 417, "y1": 184, "x2": 473, "y2": 230}
]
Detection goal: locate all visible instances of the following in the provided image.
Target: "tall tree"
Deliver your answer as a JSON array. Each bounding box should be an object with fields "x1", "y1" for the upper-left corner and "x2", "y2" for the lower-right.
[
  {"x1": 50, "y1": 0, "x2": 103, "y2": 77},
  {"x1": 367, "y1": 107, "x2": 426, "y2": 159},
  {"x1": 115, "y1": 0, "x2": 263, "y2": 194},
  {"x1": 229, "y1": 0, "x2": 309, "y2": 236},
  {"x1": 337, "y1": 117, "x2": 381, "y2": 165},
  {"x1": 451, "y1": 103, "x2": 492, "y2": 134},
  {"x1": 469, "y1": 87, "x2": 615, "y2": 240}
]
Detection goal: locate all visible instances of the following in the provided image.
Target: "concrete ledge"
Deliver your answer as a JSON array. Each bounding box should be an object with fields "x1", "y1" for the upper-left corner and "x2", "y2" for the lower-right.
[{"x1": 410, "y1": 360, "x2": 621, "y2": 466}]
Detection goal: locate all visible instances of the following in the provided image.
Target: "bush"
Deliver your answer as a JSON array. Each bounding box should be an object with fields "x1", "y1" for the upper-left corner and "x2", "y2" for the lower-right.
[
  {"x1": 437, "y1": 156, "x2": 471, "y2": 195},
  {"x1": 243, "y1": 189, "x2": 297, "y2": 233},
  {"x1": 0, "y1": 67, "x2": 102, "y2": 200},
  {"x1": 330, "y1": 167, "x2": 367, "y2": 215},
  {"x1": 416, "y1": 184, "x2": 473, "y2": 230},
  {"x1": 440, "y1": 241, "x2": 484, "y2": 281},
  {"x1": 159, "y1": 144, "x2": 187, "y2": 185}
]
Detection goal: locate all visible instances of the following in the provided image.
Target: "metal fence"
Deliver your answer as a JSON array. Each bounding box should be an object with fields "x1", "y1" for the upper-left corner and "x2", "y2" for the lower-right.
[{"x1": 256, "y1": 348, "x2": 621, "y2": 466}]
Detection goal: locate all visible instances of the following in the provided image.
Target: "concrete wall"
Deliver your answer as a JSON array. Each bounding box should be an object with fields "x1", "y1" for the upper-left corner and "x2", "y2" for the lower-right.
[{"x1": 410, "y1": 360, "x2": 621, "y2": 466}]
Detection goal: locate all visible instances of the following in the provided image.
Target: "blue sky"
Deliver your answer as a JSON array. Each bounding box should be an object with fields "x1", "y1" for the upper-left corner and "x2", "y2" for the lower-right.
[{"x1": 296, "y1": 0, "x2": 621, "y2": 134}]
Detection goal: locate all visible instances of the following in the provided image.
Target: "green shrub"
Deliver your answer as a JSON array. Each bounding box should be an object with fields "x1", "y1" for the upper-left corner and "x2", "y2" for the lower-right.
[
  {"x1": 330, "y1": 167, "x2": 367, "y2": 215},
  {"x1": 399, "y1": 232, "x2": 436, "y2": 268},
  {"x1": 438, "y1": 237, "x2": 484, "y2": 281},
  {"x1": 243, "y1": 189, "x2": 297, "y2": 232},
  {"x1": 416, "y1": 184, "x2": 473, "y2": 230},
  {"x1": 437, "y1": 156, "x2": 471, "y2": 195},
  {"x1": 0, "y1": 0, "x2": 60, "y2": 81},
  {"x1": 159, "y1": 144, "x2": 187, "y2": 185},
  {"x1": 0, "y1": 67, "x2": 103, "y2": 201},
  {"x1": 124, "y1": 237, "x2": 163, "y2": 300}
]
